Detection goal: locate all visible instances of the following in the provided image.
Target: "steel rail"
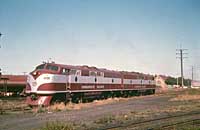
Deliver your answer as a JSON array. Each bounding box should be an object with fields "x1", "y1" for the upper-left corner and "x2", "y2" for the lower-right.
[{"x1": 159, "y1": 119, "x2": 200, "y2": 129}]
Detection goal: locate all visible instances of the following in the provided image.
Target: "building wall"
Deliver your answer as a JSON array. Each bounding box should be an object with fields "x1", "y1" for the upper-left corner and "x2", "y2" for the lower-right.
[{"x1": 192, "y1": 80, "x2": 200, "y2": 88}]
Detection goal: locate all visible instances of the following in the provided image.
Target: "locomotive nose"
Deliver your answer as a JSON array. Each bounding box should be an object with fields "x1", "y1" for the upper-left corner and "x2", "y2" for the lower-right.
[{"x1": 31, "y1": 70, "x2": 42, "y2": 79}]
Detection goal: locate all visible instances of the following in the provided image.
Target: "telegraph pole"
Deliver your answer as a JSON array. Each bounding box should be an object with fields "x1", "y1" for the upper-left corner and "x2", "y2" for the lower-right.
[
  {"x1": 190, "y1": 66, "x2": 194, "y2": 88},
  {"x1": 0, "y1": 32, "x2": 3, "y2": 48},
  {"x1": 176, "y1": 47, "x2": 188, "y2": 87},
  {"x1": 192, "y1": 66, "x2": 194, "y2": 81},
  {"x1": 0, "y1": 33, "x2": 2, "y2": 76}
]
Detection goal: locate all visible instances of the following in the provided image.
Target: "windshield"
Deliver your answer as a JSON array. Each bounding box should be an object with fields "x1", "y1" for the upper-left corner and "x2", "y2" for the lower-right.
[
  {"x1": 35, "y1": 64, "x2": 45, "y2": 70},
  {"x1": 46, "y1": 65, "x2": 59, "y2": 71}
]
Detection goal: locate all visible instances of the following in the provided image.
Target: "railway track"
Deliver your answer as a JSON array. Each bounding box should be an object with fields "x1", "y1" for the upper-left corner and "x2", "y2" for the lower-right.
[
  {"x1": 0, "y1": 106, "x2": 31, "y2": 114},
  {"x1": 98, "y1": 111, "x2": 200, "y2": 130},
  {"x1": 159, "y1": 119, "x2": 200, "y2": 130}
]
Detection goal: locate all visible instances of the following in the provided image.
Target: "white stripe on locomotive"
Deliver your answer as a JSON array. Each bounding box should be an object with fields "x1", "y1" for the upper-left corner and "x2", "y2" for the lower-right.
[{"x1": 27, "y1": 74, "x2": 155, "y2": 92}]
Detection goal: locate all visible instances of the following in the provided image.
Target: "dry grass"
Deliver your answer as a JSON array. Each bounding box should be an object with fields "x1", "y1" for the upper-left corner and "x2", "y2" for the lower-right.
[
  {"x1": 0, "y1": 98, "x2": 29, "y2": 114},
  {"x1": 31, "y1": 97, "x2": 144, "y2": 113},
  {"x1": 154, "y1": 104, "x2": 199, "y2": 114},
  {"x1": 170, "y1": 94, "x2": 200, "y2": 101},
  {"x1": 37, "y1": 121, "x2": 75, "y2": 130},
  {"x1": 92, "y1": 101, "x2": 200, "y2": 128},
  {"x1": 47, "y1": 98, "x2": 128, "y2": 111},
  {"x1": 49, "y1": 102, "x2": 67, "y2": 111},
  {"x1": 48, "y1": 96, "x2": 155, "y2": 111}
]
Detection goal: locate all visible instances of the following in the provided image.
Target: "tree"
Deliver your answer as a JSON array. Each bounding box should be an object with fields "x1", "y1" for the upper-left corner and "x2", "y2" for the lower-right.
[{"x1": 165, "y1": 77, "x2": 191, "y2": 86}]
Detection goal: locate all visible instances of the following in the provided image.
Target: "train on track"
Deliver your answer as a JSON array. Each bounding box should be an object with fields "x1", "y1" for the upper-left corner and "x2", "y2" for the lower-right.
[{"x1": 26, "y1": 63, "x2": 156, "y2": 106}]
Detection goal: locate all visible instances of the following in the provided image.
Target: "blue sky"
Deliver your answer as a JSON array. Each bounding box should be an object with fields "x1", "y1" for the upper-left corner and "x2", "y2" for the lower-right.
[{"x1": 0, "y1": 0, "x2": 200, "y2": 79}]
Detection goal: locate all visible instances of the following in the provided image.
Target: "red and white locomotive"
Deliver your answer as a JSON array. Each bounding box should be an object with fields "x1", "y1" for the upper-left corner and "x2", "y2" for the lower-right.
[{"x1": 26, "y1": 63, "x2": 156, "y2": 106}]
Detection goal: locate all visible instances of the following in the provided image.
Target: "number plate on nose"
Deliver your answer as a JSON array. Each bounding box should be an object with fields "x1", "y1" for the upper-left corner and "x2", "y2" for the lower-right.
[{"x1": 32, "y1": 82, "x2": 37, "y2": 87}]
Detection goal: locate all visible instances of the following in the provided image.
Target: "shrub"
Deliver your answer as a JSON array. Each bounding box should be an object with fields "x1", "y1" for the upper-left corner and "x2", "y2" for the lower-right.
[
  {"x1": 94, "y1": 115, "x2": 116, "y2": 124},
  {"x1": 39, "y1": 121, "x2": 74, "y2": 130},
  {"x1": 36, "y1": 106, "x2": 46, "y2": 113}
]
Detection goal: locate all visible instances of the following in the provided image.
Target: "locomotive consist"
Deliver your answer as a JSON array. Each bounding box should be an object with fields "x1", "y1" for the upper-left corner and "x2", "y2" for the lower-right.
[{"x1": 26, "y1": 63, "x2": 156, "y2": 106}]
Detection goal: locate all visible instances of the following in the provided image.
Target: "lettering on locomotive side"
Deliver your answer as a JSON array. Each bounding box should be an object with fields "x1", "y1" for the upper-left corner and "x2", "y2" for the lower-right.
[
  {"x1": 43, "y1": 76, "x2": 50, "y2": 80},
  {"x1": 96, "y1": 85, "x2": 104, "y2": 89},
  {"x1": 81, "y1": 85, "x2": 95, "y2": 89},
  {"x1": 135, "y1": 85, "x2": 144, "y2": 88}
]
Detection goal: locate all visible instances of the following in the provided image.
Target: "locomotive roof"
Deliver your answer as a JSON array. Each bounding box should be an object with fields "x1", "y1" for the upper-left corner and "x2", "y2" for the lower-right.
[{"x1": 39, "y1": 63, "x2": 153, "y2": 77}]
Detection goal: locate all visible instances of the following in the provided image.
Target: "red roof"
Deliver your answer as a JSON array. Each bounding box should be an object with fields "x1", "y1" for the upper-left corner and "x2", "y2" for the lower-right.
[{"x1": 0, "y1": 75, "x2": 27, "y2": 85}]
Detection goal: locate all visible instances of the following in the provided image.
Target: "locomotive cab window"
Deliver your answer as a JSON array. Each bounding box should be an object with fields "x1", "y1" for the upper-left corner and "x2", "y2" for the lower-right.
[
  {"x1": 46, "y1": 65, "x2": 59, "y2": 71},
  {"x1": 36, "y1": 64, "x2": 45, "y2": 70}
]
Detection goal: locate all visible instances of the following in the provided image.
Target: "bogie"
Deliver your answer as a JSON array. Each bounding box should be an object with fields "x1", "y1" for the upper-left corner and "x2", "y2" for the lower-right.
[{"x1": 50, "y1": 89, "x2": 155, "y2": 104}]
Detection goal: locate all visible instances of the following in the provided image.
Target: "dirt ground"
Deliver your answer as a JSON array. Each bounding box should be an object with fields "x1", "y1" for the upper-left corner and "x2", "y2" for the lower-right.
[{"x1": 0, "y1": 89, "x2": 200, "y2": 130}]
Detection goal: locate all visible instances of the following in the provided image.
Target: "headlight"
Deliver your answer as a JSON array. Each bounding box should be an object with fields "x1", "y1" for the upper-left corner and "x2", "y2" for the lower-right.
[{"x1": 33, "y1": 71, "x2": 37, "y2": 75}]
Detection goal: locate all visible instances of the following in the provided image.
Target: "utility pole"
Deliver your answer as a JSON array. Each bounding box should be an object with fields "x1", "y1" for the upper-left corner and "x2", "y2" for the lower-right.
[
  {"x1": 0, "y1": 32, "x2": 3, "y2": 48},
  {"x1": 191, "y1": 66, "x2": 194, "y2": 88},
  {"x1": 0, "y1": 33, "x2": 3, "y2": 76},
  {"x1": 192, "y1": 66, "x2": 194, "y2": 81},
  {"x1": 176, "y1": 47, "x2": 188, "y2": 87}
]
